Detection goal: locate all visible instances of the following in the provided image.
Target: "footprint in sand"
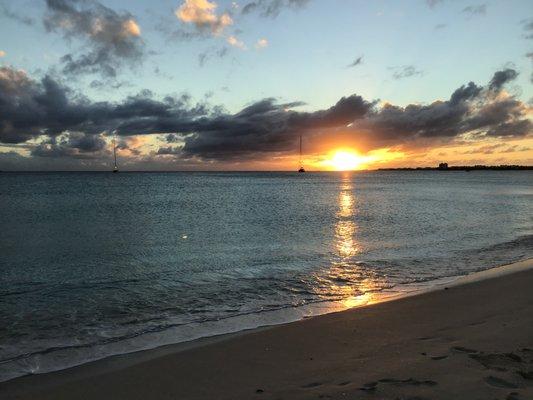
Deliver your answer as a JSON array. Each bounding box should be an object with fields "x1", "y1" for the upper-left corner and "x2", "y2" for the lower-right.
[
  {"x1": 516, "y1": 370, "x2": 533, "y2": 380},
  {"x1": 484, "y1": 375, "x2": 518, "y2": 389},
  {"x1": 359, "y1": 378, "x2": 438, "y2": 391},
  {"x1": 301, "y1": 382, "x2": 323, "y2": 389},
  {"x1": 470, "y1": 352, "x2": 523, "y2": 372},
  {"x1": 378, "y1": 378, "x2": 438, "y2": 387},
  {"x1": 451, "y1": 346, "x2": 478, "y2": 354},
  {"x1": 359, "y1": 381, "x2": 377, "y2": 391}
]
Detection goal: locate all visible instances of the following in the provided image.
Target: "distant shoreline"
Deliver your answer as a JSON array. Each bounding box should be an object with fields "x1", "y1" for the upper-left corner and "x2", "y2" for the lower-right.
[{"x1": 378, "y1": 165, "x2": 533, "y2": 171}]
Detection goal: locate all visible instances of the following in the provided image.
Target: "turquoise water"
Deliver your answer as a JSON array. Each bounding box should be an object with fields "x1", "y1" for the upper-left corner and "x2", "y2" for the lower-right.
[{"x1": 1, "y1": 171, "x2": 532, "y2": 381}]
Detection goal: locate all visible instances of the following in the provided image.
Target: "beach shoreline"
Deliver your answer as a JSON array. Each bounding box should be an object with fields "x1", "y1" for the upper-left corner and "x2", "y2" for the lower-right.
[{"x1": 2, "y1": 258, "x2": 533, "y2": 399}]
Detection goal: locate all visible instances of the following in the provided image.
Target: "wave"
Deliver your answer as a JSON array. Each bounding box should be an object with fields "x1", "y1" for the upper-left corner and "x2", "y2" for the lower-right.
[{"x1": 1, "y1": 235, "x2": 531, "y2": 383}]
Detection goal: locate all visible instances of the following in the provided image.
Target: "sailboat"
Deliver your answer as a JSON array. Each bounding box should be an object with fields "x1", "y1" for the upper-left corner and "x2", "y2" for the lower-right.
[
  {"x1": 298, "y1": 133, "x2": 305, "y2": 173},
  {"x1": 112, "y1": 134, "x2": 119, "y2": 173}
]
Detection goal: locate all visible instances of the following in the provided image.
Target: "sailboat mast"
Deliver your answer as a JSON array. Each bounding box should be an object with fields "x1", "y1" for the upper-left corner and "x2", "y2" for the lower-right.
[
  {"x1": 112, "y1": 133, "x2": 118, "y2": 172},
  {"x1": 298, "y1": 134, "x2": 305, "y2": 173},
  {"x1": 113, "y1": 135, "x2": 117, "y2": 169},
  {"x1": 299, "y1": 134, "x2": 302, "y2": 162}
]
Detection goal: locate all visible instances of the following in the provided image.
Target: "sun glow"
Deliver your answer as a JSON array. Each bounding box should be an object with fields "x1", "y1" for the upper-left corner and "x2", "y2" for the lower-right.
[
  {"x1": 312, "y1": 148, "x2": 407, "y2": 171},
  {"x1": 326, "y1": 150, "x2": 366, "y2": 171}
]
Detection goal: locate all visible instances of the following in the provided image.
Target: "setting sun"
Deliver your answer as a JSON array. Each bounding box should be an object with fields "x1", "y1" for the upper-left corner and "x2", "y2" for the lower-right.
[
  {"x1": 331, "y1": 151, "x2": 361, "y2": 171},
  {"x1": 327, "y1": 150, "x2": 365, "y2": 171}
]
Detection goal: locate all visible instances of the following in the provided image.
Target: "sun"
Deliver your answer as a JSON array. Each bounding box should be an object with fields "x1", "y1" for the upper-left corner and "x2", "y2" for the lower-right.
[
  {"x1": 328, "y1": 150, "x2": 364, "y2": 171},
  {"x1": 315, "y1": 148, "x2": 405, "y2": 171}
]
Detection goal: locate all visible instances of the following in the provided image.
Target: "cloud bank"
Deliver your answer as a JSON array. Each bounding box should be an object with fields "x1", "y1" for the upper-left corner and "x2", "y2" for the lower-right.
[{"x1": 0, "y1": 65, "x2": 530, "y2": 167}]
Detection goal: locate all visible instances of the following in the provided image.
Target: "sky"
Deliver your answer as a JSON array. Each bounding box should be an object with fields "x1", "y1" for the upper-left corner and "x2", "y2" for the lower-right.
[{"x1": 0, "y1": 0, "x2": 532, "y2": 171}]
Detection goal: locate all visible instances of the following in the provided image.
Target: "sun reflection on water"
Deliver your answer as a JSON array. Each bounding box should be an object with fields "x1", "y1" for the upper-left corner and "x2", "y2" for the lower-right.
[
  {"x1": 306, "y1": 174, "x2": 390, "y2": 311},
  {"x1": 325, "y1": 175, "x2": 386, "y2": 309},
  {"x1": 342, "y1": 291, "x2": 374, "y2": 308},
  {"x1": 335, "y1": 178, "x2": 358, "y2": 258}
]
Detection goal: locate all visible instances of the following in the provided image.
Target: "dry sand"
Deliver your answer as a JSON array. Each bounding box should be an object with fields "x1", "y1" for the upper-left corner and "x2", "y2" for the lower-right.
[{"x1": 2, "y1": 259, "x2": 533, "y2": 400}]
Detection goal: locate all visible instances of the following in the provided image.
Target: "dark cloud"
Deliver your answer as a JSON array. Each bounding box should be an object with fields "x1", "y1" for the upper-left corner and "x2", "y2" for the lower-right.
[
  {"x1": 389, "y1": 65, "x2": 424, "y2": 80},
  {"x1": 43, "y1": 0, "x2": 144, "y2": 77},
  {"x1": 434, "y1": 23, "x2": 447, "y2": 30},
  {"x1": 485, "y1": 119, "x2": 531, "y2": 138},
  {"x1": 464, "y1": 97, "x2": 525, "y2": 133},
  {"x1": 0, "y1": 66, "x2": 209, "y2": 144},
  {"x1": 241, "y1": 0, "x2": 310, "y2": 18},
  {"x1": 356, "y1": 73, "x2": 529, "y2": 147},
  {"x1": 462, "y1": 4, "x2": 487, "y2": 17},
  {"x1": 347, "y1": 56, "x2": 363, "y2": 68},
  {"x1": 0, "y1": 66, "x2": 530, "y2": 166},
  {"x1": 488, "y1": 68, "x2": 519, "y2": 91},
  {"x1": 165, "y1": 133, "x2": 181, "y2": 143},
  {"x1": 174, "y1": 95, "x2": 372, "y2": 160},
  {"x1": 31, "y1": 132, "x2": 106, "y2": 158},
  {"x1": 449, "y1": 82, "x2": 483, "y2": 105}
]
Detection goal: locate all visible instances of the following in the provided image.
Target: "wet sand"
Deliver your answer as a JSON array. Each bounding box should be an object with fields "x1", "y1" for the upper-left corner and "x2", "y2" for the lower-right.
[{"x1": 2, "y1": 259, "x2": 533, "y2": 400}]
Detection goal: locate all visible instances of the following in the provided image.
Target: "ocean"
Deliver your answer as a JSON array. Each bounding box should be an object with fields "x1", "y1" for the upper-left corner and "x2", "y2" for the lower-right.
[{"x1": 1, "y1": 171, "x2": 532, "y2": 382}]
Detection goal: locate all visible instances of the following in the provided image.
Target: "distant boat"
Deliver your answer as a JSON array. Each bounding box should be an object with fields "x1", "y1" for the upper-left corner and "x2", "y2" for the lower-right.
[
  {"x1": 112, "y1": 134, "x2": 119, "y2": 173},
  {"x1": 298, "y1": 134, "x2": 305, "y2": 173}
]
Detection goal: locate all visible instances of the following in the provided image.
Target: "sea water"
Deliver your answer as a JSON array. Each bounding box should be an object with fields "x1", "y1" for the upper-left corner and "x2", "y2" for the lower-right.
[{"x1": 1, "y1": 171, "x2": 532, "y2": 381}]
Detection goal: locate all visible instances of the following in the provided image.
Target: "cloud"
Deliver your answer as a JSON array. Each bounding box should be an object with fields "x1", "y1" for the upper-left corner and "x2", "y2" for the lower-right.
[
  {"x1": 255, "y1": 38, "x2": 268, "y2": 49},
  {"x1": 31, "y1": 132, "x2": 106, "y2": 158},
  {"x1": 227, "y1": 35, "x2": 245, "y2": 49},
  {"x1": 522, "y1": 19, "x2": 533, "y2": 40},
  {"x1": 0, "y1": 2, "x2": 35, "y2": 25},
  {"x1": 198, "y1": 46, "x2": 228, "y2": 66},
  {"x1": 457, "y1": 143, "x2": 531, "y2": 155},
  {"x1": 241, "y1": 0, "x2": 310, "y2": 18},
  {"x1": 434, "y1": 23, "x2": 447, "y2": 30},
  {"x1": 347, "y1": 56, "x2": 363, "y2": 68},
  {"x1": 488, "y1": 68, "x2": 519, "y2": 91},
  {"x1": 389, "y1": 65, "x2": 424, "y2": 80},
  {"x1": 176, "y1": 0, "x2": 233, "y2": 35},
  {"x1": 0, "y1": 50, "x2": 5, "y2": 57},
  {"x1": 0, "y1": 66, "x2": 212, "y2": 144},
  {"x1": 0, "y1": 66, "x2": 530, "y2": 166},
  {"x1": 462, "y1": 4, "x2": 487, "y2": 18},
  {"x1": 43, "y1": 0, "x2": 144, "y2": 77},
  {"x1": 157, "y1": 145, "x2": 183, "y2": 155}
]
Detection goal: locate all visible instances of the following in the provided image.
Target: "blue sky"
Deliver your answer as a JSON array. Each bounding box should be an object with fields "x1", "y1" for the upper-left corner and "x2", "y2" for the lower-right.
[
  {"x1": 0, "y1": 0, "x2": 532, "y2": 170},
  {"x1": 2, "y1": 0, "x2": 531, "y2": 108}
]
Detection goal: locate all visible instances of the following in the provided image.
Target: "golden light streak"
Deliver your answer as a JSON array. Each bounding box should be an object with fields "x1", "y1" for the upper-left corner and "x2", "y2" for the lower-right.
[{"x1": 316, "y1": 148, "x2": 406, "y2": 171}]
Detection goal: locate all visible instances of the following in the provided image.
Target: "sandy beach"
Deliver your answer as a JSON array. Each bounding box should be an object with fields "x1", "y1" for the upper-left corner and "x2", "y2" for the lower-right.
[{"x1": 2, "y1": 259, "x2": 533, "y2": 400}]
